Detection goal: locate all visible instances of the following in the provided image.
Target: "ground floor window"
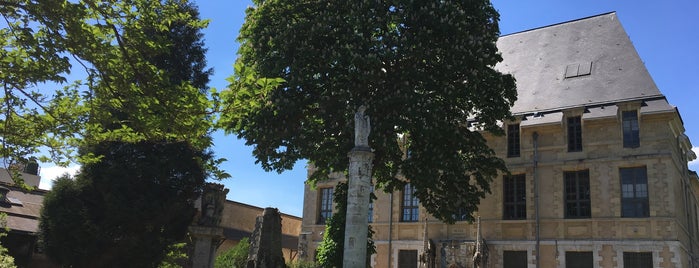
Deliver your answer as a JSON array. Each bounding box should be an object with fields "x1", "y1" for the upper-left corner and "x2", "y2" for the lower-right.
[
  {"x1": 398, "y1": 249, "x2": 418, "y2": 268},
  {"x1": 503, "y1": 250, "x2": 527, "y2": 268},
  {"x1": 565, "y1": 251, "x2": 593, "y2": 268},
  {"x1": 623, "y1": 252, "x2": 652, "y2": 268}
]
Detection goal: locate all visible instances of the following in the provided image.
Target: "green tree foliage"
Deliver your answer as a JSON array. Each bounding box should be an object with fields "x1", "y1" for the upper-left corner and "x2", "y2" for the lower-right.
[
  {"x1": 0, "y1": 214, "x2": 16, "y2": 268},
  {"x1": 215, "y1": 237, "x2": 250, "y2": 268},
  {"x1": 0, "y1": 0, "x2": 218, "y2": 171},
  {"x1": 40, "y1": 141, "x2": 211, "y2": 267},
  {"x1": 224, "y1": 0, "x2": 517, "y2": 223},
  {"x1": 36, "y1": 1, "x2": 220, "y2": 266},
  {"x1": 316, "y1": 182, "x2": 375, "y2": 267},
  {"x1": 158, "y1": 241, "x2": 191, "y2": 268}
]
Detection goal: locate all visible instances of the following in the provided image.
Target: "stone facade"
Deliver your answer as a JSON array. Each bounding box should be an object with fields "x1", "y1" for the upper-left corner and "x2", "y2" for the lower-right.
[{"x1": 299, "y1": 13, "x2": 699, "y2": 268}]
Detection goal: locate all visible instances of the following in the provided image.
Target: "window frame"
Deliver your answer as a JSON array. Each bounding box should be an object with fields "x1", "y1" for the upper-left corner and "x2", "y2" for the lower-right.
[
  {"x1": 503, "y1": 174, "x2": 526, "y2": 220},
  {"x1": 507, "y1": 124, "x2": 521, "y2": 157},
  {"x1": 567, "y1": 115, "x2": 583, "y2": 152},
  {"x1": 622, "y1": 110, "x2": 640, "y2": 148},
  {"x1": 401, "y1": 183, "x2": 419, "y2": 222},
  {"x1": 620, "y1": 167, "x2": 650, "y2": 218},
  {"x1": 564, "y1": 170, "x2": 591, "y2": 218},
  {"x1": 318, "y1": 187, "x2": 334, "y2": 224}
]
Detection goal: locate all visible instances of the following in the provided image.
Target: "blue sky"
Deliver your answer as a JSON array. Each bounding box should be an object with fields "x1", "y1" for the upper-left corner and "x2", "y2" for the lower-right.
[{"x1": 40, "y1": 1, "x2": 699, "y2": 217}]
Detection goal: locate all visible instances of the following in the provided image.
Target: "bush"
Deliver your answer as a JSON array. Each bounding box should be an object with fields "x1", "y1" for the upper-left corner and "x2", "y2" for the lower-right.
[
  {"x1": 287, "y1": 260, "x2": 317, "y2": 268},
  {"x1": 215, "y1": 237, "x2": 250, "y2": 268}
]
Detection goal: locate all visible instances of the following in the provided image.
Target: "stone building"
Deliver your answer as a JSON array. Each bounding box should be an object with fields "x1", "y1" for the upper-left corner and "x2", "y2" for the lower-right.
[{"x1": 299, "y1": 13, "x2": 699, "y2": 268}]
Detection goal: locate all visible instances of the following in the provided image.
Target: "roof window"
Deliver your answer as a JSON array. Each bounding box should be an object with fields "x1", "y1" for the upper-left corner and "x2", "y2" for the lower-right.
[{"x1": 565, "y1": 62, "x2": 592, "y2": 78}]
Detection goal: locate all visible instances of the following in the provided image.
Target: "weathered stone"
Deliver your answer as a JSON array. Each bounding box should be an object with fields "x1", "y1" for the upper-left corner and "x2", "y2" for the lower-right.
[
  {"x1": 247, "y1": 207, "x2": 287, "y2": 268},
  {"x1": 190, "y1": 183, "x2": 228, "y2": 268}
]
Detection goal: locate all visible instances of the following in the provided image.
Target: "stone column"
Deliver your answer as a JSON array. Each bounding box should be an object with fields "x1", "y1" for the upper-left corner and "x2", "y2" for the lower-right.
[
  {"x1": 343, "y1": 148, "x2": 374, "y2": 268},
  {"x1": 189, "y1": 225, "x2": 224, "y2": 268},
  {"x1": 343, "y1": 105, "x2": 374, "y2": 268},
  {"x1": 190, "y1": 183, "x2": 228, "y2": 268}
]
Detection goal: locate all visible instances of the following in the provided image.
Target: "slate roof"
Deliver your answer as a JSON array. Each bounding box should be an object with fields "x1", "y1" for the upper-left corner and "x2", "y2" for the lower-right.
[
  {"x1": 495, "y1": 12, "x2": 674, "y2": 116},
  {"x1": 0, "y1": 184, "x2": 46, "y2": 234}
]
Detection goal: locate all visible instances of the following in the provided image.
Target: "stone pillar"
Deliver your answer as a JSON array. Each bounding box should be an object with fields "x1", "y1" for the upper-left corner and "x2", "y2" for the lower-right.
[
  {"x1": 190, "y1": 183, "x2": 228, "y2": 268},
  {"x1": 247, "y1": 207, "x2": 286, "y2": 268},
  {"x1": 343, "y1": 105, "x2": 374, "y2": 268},
  {"x1": 189, "y1": 225, "x2": 224, "y2": 268},
  {"x1": 343, "y1": 147, "x2": 374, "y2": 268}
]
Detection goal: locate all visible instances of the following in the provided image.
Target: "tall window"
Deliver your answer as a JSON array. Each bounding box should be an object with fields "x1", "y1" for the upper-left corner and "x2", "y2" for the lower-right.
[
  {"x1": 565, "y1": 170, "x2": 591, "y2": 218},
  {"x1": 318, "y1": 187, "x2": 333, "y2": 224},
  {"x1": 503, "y1": 174, "x2": 526, "y2": 220},
  {"x1": 620, "y1": 167, "x2": 649, "y2": 217},
  {"x1": 507, "y1": 124, "x2": 520, "y2": 157},
  {"x1": 401, "y1": 183, "x2": 419, "y2": 222},
  {"x1": 568, "y1": 116, "x2": 582, "y2": 152},
  {"x1": 623, "y1": 252, "x2": 652, "y2": 268},
  {"x1": 622, "y1": 110, "x2": 640, "y2": 148},
  {"x1": 566, "y1": 252, "x2": 593, "y2": 268}
]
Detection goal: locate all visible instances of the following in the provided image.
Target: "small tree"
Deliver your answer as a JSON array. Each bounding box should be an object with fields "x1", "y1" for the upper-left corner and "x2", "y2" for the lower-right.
[
  {"x1": 316, "y1": 182, "x2": 376, "y2": 268},
  {"x1": 215, "y1": 237, "x2": 250, "y2": 268}
]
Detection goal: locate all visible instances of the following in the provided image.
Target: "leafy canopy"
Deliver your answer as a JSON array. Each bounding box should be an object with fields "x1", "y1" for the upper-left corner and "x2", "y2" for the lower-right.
[
  {"x1": 0, "y1": 0, "x2": 218, "y2": 172},
  {"x1": 224, "y1": 0, "x2": 517, "y2": 223}
]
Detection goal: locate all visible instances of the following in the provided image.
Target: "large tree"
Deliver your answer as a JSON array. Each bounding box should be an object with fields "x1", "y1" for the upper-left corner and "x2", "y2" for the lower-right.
[
  {"x1": 35, "y1": 1, "x2": 219, "y2": 266},
  {"x1": 225, "y1": 1, "x2": 516, "y2": 223},
  {"x1": 0, "y1": 0, "x2": 216, "y2": 171}
]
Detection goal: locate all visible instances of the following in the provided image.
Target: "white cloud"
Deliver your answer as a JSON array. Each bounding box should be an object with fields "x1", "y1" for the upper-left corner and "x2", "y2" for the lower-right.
[
  {"x1": 39, "y1": 165, "x2": 80, "y2": 190},
  {"x1": 689, "y1": 147, "x2": 699, "y2": 172}
]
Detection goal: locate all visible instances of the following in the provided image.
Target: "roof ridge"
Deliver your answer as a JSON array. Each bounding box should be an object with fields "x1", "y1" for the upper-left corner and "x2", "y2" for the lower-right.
[{"x1": 500, "y1": 11, "x2": 617, "y2": 37}]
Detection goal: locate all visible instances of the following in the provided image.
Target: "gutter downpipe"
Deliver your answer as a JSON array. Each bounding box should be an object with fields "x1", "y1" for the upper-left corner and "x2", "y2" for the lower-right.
[
  {"x1": 533, "y1": 132, "x2": 540, "y2": 268},
  {"x1": 388, "y1": 192, "x2": 394, "y2": 268}
]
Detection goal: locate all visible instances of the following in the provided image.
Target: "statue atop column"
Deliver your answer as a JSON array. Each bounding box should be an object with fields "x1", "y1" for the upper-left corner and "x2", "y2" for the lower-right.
[{"x1": 354, "y1": 105, "x2": 370, "y2": 148}]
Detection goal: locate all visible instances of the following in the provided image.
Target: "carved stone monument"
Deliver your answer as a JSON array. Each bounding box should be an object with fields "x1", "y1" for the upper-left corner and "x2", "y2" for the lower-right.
[
  {"x1": 190, "y1": 183, "x2": 228, "y2": 268},
  {"x1": 343, "y1": 105, "x2": 375, "y2": 268},
  {"x1": 247, "y1": 207, "x2": 286, "y2": 268}
]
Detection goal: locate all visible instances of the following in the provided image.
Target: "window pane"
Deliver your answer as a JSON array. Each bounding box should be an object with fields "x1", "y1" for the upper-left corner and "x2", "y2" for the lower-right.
[
  {"x1": 620, "y1": 167, "x2": 649, "y2": 218},
  {"x1": 508, "y1": 124, "x2": 521, "y2": 157},
  {"x1": 564, "y1": 170, "x2": 591, "y2": 218},
  {"x1": 566, "y1": 252, "x2": 593, "y2": 268},
  {"x1": 568, "y1": 116, "x2": 582, "y2": 152},
  {"x1": 318, "y1": 187, "x2": 334, "y2": 224},
  {"x1": 503, "y1": 251, "x2": 528, "y2": 268},
  {"x1": 622, "y1": 111, "x2": 640, "y2": 148},
  {"x1": 401, "y1": 183, "x2": 419, "y2": 222},
  {"x1": 623, "y1": 252, "x2": 652, "y2": 268},
  {"x1": 398, "y1": 250, "x2": 418, "y2": 268},
  {"x1": 503, "y1": 174, "x2": 526, "y2": 220}
]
